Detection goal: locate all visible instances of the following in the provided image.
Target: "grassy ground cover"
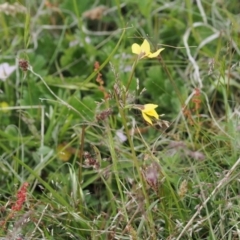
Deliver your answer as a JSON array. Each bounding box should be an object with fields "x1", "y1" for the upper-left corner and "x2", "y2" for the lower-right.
[{"x1": 0, "y1": 0, "x2": 240, "y2": 239}]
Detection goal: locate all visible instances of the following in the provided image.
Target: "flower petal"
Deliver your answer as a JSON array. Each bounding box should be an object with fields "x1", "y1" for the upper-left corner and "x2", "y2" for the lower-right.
[
  {"x1": 148, "y1": 48, "x2": 165, "y2": 58},
  {"x1": 143, "y1": 104, "x2": 158, "y2": 110},
  {"x1": 132, "y1": 43, "x2": 141, "y2": 55},
  {"x1": 142, "y1": 112, "x2": 153, "y2": 125},
  {"x1": 142, "y1": 104, "x2": 159, "y2": 120},
  {"x1": 146, "y1": 110, "x2": 159, "y2": 119},
  {"x1": 141, "y1": 39, "x2": 151, "y2": 54}
]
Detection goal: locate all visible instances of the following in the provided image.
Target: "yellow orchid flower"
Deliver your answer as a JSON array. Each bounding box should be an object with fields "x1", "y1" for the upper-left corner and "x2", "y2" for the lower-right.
[
  {"x1": 133, "y1": 104, "x2": 159, "y2": 125},
  {"x1": 132, "y1": 39, "x2": 164, "y2": 59},
  {"x1": 141, "y1": 104, "x2": 159, "y2": 125}
]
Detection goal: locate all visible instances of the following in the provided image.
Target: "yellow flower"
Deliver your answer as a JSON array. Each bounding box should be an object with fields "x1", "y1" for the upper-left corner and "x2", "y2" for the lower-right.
[
  {"x1": 132, "y1": 104, "x2": 159, "y2": 125},
  {"x1": 141, "y1": 104, "x2": 159, "y2": 125},
  {"x1": 132, "y1": 39, "x2": 164, "y2": 59}
]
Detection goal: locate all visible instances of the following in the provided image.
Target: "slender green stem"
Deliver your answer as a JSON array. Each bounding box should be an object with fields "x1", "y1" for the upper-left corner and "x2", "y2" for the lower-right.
[
  {"x1": 78, "y1": 125, "x2": 86, "y2": 211},
  {"x1": 106, "y1": 120, "x2": 129, "y2": 222},
  {"x1": 114, "y1": 0, "x2": 125, "y2": 27},
  {"x1": 114, "y1": 89, "x2": 156, "y2": 237},
  {"x1": 124, "y1": 59, "x2": 138, "y2": 103},
  {"x1": 103, "y1": 98, "x2": 128, "y2": 221}
]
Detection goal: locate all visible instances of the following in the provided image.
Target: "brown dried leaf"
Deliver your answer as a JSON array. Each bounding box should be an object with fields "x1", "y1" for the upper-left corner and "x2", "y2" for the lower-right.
[{"x1": 83, "y1": 6, "x2": 108, "y2": 20}]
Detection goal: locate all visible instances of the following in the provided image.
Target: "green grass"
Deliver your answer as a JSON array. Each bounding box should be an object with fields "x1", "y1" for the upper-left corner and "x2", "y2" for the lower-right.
[{"x1": 0, "y1": 0, "x2": 240, "y2": 239}]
